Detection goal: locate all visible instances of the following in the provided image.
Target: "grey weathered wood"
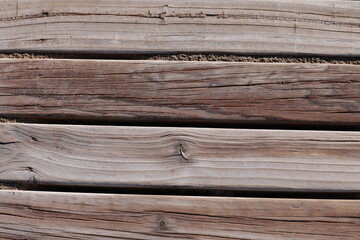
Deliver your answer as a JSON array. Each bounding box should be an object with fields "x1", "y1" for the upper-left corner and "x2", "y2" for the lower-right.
[
  {"x1": 1, "y1": 0, "x2": 360, "y2": 55},
  {"x1": 0, "y1": 190, "x2": 359, "y2": 239},
  {"x1": 1, "y1": 123, "x2": 360, "y2": 191},
  {"x1": 1, "y1": 59, "x2": 360, "y2": 125}
]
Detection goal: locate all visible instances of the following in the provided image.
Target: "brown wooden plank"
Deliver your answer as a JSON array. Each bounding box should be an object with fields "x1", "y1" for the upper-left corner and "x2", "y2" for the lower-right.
[
  {"x1": 1, "y1": 123, "x2": 360, "y2": 191},
  {"x1": 1, "y1": 59, "x2": 360, "y2": 125},
  {"x1": 1, "y1": 0, "x2": 360, "y2": 55},
  {"x1": 0, "y1": 190, "x2": 359, "y2": 239}
]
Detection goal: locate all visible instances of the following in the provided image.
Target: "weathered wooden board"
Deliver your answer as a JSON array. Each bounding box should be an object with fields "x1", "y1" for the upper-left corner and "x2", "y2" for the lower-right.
[
  {"x1": 1, "y1": 59, "x2": 360, "y2": 125},
  {"x1": 1, "y1": 123, "x2": 360, "y2": 191},
  {"x1": 0, "y1": 190, "x2": 359, "y2": 239},
  {"x1": 1, "y1": 0, "x2": 360, "y2": 55}
]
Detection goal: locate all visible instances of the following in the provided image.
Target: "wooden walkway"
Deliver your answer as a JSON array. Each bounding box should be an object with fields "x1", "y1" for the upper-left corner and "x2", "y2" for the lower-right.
[{"x1": 0, "y1": 0, "x2": 360, "y2": 239}]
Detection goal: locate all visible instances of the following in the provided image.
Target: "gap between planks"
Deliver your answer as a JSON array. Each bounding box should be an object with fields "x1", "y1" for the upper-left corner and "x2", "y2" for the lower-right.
[
  {"x1": 1, "y1": 123, "x2": 360, "y2": 192},
  {"x1": 0, "y1": 59, "x2": 360, "y2": 126},
  {"x1": 1, "y1": 0, "x2": 360, "y2": 55}
]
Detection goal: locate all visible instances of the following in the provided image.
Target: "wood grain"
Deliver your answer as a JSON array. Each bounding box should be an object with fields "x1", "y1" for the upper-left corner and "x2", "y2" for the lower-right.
[
  {"x1": 1, "y1": 123, "x2": 360, "y2": 191},
  {"x1": 1, "y1": 0, "x2": 360, "y2": 55},
  {"x1": 0, "y1": 190, "x2": 359, "y2": 239},
  {"x1": 1, "y1": 59, "x2": 360, "y2": 125}
]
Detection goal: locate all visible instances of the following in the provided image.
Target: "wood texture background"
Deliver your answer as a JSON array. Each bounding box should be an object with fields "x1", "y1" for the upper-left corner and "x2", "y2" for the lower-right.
[
  {"x1": 2, "y1": 1, "x2": 360, "y2": 239},
  {"x1": 0, "y1": 0, "x2": 360, "y2": 55},
  {"x1": 1, "y1": 123, "x2": 360, "y2": 191},
  {"x1": 1, "y1": 59, "x2": 360, "y2": 125},
  {"x1": 0, "y1": 190, "x2": 359, "y2": 239}
]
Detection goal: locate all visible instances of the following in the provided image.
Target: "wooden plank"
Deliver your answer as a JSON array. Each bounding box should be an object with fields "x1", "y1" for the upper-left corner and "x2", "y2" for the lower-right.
[
  {"x1": 1, "y1": 59, "x2": 360, "y2": 125},
  {"x1": 0, "y1": 190, "x2": 359, "y2": 239},
  {"x1": 1, "y1": 0, "x2": 360, "y2": 55},
  {"x1": 1, "y1": 123, "x2": 360, "y2": 191}
]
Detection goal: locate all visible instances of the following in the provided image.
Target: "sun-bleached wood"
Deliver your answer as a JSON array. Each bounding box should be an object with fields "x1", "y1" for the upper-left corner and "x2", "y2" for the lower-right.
[
  {"x1": 1, "y1": 0, "x2": 360, "y2": 55},
  {"x1": 0, "y1": 190, "x2": 359, "y2": 239},
  {"x1": 1, "y1": 59, "x2": 360, "y2": 125},
  {"x1": 1, "y1": 123, "x2": 360, "y2": 191}
]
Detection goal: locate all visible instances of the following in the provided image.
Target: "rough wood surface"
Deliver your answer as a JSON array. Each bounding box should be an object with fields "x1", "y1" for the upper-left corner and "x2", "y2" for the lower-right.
[
  {"x1": 1, "y1": 0, "x2": 360, "y2": 55},
  {"x1": 1, "y1": 123, "x2": 360, "y2": 191},
  {"x1": 0, "y1": 190, "x2": 359, "y2": 239},
  {"x1": 1, "y1": 59, "x2": 360, "y2": 125}
]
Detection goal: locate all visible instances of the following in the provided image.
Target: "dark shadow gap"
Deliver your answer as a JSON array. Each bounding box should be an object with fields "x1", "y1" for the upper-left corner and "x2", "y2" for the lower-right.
[
  {"x1": 1, "y1": 116, "x2": 360, "y2": 132},
  {"x1": 1, "y1": 52, "x2": 360, "y2": 64},
  {"x1": 1, "y1": 182, "x2": 359, "y2": 199}
]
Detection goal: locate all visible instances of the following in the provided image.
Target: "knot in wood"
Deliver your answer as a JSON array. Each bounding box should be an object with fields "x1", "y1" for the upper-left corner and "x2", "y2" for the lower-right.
[
  {"x1": 157, "y1": 217, "x2": 168, "y2": 231},
  {"x1": 178, "y1": 143, "x2": 190, "y2": 162}
]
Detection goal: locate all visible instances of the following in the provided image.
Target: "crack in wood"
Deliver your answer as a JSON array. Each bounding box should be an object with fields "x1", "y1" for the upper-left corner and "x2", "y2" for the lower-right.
[{"x1": 0, "y1": 141, "x2": 19, "y2": 145}]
